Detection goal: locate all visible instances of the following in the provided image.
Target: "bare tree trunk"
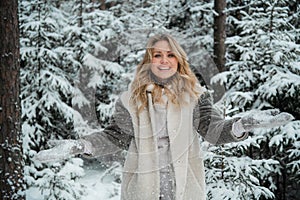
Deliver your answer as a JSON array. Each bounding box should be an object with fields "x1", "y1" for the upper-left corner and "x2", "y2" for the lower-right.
[
  {"x1": 214, "y1": 0, "x2": 227, "y2": 72},
  {"x1": 78, "y1": 0, "x2": 83, "y2": 27},
  {"x1": 0, "y1": 0, "x2": 24, "y2": 199},
  {"x1": 100, "y1": 0, "x2": 106, "y2": 10}
]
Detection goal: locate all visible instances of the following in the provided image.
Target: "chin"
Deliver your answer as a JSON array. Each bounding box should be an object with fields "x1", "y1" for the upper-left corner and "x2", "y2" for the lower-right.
[{"x1": 158, "y1": 75, "x2": 172, "y2": 80}]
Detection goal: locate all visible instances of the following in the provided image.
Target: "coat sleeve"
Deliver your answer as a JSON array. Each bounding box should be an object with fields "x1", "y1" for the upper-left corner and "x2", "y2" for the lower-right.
[
  {"x1": 193, "y1": 92, "x2": 247, "y2": 145},
  {"x1": 80, "y1": 98, "x2": 134, "y2": 157}
]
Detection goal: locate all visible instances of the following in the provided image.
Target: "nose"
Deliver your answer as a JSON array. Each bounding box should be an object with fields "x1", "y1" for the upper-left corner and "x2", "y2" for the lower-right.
[{"x1": 160, "y1": 55, "x2": 168, "y2": 64}]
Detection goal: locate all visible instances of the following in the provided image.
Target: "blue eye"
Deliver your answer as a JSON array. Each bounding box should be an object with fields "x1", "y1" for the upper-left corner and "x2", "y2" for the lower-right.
[{"x1": 154, "y1": 54, "x2": 161, "y2": 58}]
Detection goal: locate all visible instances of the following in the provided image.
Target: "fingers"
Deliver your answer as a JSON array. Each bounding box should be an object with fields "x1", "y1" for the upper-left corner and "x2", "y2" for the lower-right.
[
  {"x1": 267, "y1": 112, "x2": 295, "y2": 124},
  {"x1": 34, "y1": 149, "x2": 65, "y2": 163},
  {"x1": 253, "y1": 112, "x2": 294, "y2": 129},
  {"x1": 34, "y1": 139, "x2": 83, "y2": 163},
  {"x1": 241, "y1": 110, "x2": 295, "y2": 131},
  {"x1": 279, "y1": 112, "x2": 295, "y2": 121},
  {"x1": 249, "y1": 109, "x2": 292, "y2": 121},
  {"x1": 47, "y1": 139, "x2": 67, "y2": 147},
  {"x1": 262, "y1": 109, "x2": 280, "y2": 116}
]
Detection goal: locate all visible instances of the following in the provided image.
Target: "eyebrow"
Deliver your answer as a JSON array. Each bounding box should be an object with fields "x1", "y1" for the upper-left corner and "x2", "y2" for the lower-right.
[{"x1": 153, "y1": 50, "x2": 174, "y2": 53}]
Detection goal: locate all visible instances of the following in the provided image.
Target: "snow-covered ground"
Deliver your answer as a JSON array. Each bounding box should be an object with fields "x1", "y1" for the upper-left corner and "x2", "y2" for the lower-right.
[{"x1": 26, "y1": 167, "x2": 121, "y2": 200}]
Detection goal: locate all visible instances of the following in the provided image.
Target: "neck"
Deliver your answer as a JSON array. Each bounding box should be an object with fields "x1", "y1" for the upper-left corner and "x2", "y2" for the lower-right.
[{"x1": 150, "y1": 71, "x2": 176, "y2": 88}]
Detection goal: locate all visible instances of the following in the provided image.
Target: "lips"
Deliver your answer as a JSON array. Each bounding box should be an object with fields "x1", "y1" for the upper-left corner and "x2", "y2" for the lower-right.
[{"x1": 158, "y1": 66, "x2": 171, "y2": 70}]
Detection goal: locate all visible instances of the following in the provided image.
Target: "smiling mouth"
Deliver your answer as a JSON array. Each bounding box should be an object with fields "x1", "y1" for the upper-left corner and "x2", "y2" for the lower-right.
[{"x1": 158, "y1": 66, "x2": 171, "y2": 70}]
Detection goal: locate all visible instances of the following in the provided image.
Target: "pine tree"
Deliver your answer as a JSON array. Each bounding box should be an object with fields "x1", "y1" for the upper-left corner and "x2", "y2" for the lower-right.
[
  {"x1": 181, "y1": 0, "x2": 227, "y2": 101},
  {"x1": 20, "y1": 0, "x2": 85, "y2": 199},
  {"x1": 212, "y1": 0, "x2": 300, "y2": 199},
  {"x1": 61, "y1": 0, "x2": 124, "y2": 130},
  {"x1": 19, "y1": 1, "x2": 300, "y2": 199}
]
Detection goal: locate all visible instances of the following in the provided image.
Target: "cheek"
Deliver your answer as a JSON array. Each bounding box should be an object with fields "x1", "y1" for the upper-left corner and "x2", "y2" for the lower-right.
[
  {"x1": 171, "y1": 60, "x2": 179, "y2": 70},
  {"x1": 151, "y1": 58, "x2": 159, "y2": 64},
  {"x1": 150, "y1": 65, "x2": 158, "y2": 73}
]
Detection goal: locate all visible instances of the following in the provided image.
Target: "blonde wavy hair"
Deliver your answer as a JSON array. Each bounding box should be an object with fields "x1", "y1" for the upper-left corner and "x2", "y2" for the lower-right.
[{"x1": 131, "y1": 34, "x2": 201, "y2": 112}]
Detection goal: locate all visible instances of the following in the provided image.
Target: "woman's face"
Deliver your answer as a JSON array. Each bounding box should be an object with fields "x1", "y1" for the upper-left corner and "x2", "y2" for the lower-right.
[{"x1": 150, "y1": 40, "x2": 178, "y2": 80}]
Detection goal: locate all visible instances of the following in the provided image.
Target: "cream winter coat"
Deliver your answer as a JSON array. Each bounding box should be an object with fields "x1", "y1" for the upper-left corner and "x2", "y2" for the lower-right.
[{"x1": 82, "y1": 87, "x2": 246, "y2": 200}]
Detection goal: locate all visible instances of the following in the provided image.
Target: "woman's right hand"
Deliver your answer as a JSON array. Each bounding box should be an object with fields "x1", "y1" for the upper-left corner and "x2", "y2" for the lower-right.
[{"x1": 34, "y1": 139, "x2": 86, "y2": 163}]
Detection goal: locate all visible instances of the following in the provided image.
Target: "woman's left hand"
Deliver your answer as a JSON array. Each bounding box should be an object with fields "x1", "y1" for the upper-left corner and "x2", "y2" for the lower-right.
[{"x1": 239, "y1": 109, "x2": 295, "y2": 132}]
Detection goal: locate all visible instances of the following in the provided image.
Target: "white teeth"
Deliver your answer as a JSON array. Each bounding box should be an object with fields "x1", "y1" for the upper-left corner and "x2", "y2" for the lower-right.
[{"x1": 158, "y1": 67, "x2": 170, "y2": 70}]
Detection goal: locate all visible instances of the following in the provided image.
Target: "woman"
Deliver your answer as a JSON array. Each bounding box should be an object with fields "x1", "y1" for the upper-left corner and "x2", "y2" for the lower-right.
[{"x1": 36, "y1": 34, "x2": 293, "y2": 200}]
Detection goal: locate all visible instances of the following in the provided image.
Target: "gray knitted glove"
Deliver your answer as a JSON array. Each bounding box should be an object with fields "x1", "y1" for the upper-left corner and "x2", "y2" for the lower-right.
[
  {"x1": 34, "y1": 139, "x2": 86, "y2": 163},
  {"x1": 239, "y1": 109, "x2": 294, "y2": 132}
]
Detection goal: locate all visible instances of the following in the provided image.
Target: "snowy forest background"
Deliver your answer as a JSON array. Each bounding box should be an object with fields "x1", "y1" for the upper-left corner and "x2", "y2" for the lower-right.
[{"x1": 1, "y1": 0, "x2": 300, "y2": 199}]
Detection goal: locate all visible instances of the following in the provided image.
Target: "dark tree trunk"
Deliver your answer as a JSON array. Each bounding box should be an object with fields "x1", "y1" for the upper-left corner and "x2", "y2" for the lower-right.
[
  {"x1": 78, "y1": 0, "x2": 83, "y2": 27},
  {"x1": 100, "y1": 0, "x2": 106, "y2": 10},
  {"x1": 0, "y1": 0, "x2": 24, "y2": 199},
  {"x1": 214, "y1": 0, "x2": 227, "y2": 72}
]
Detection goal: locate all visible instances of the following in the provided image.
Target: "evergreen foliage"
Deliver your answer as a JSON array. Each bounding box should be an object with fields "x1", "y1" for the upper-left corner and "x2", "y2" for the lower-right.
[
  {"x1": 212, "y1": 0, "x2": 300, "y2": 199},
  {"x1": 20, "y1": 0, "x2": 85, "y2": 199},
  {"x1": 19, "y1": 0, "x2": 299, "y2": 199}
]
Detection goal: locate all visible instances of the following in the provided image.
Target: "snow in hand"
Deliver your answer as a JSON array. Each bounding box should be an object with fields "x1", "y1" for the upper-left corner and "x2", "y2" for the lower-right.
[
  {"x1": 34, "y1": 140, "x2": 85, "y2": 163},
  {"x1": 241, "y1": 109, "x2": 294, "y2": 129}
]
